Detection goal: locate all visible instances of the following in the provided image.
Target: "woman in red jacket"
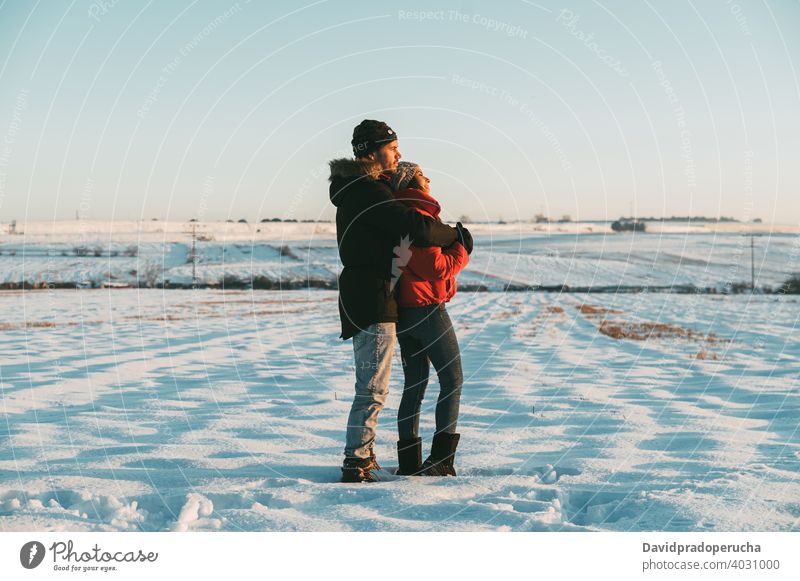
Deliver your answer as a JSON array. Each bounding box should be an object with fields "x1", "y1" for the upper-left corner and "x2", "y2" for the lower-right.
[{"x1": 390, "y1": 161, "x2": 472, "y2": 476}]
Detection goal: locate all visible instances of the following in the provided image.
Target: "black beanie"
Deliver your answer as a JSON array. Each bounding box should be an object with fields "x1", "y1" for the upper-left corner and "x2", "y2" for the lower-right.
[{"x1": 351, "y1": 119, "x2": 397, "y2": 157}]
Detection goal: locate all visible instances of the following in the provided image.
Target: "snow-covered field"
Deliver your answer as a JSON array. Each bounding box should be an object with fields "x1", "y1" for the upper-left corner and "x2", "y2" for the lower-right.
[
  {"x1": 2, "y1": 220, "x2": 799, "y2": 290},
  {"x1": 1, "y1": 287, "x2": 798, "y2": 531}
]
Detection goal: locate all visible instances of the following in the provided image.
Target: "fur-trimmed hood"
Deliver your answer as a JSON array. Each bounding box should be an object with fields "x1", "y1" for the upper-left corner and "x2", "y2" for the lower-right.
[
  {"x1": 328, "y1": 157, "x2": 386, "y2": 207},
  {"x1": 328, "y1": 157, "x2": 382, "y2": 181}
]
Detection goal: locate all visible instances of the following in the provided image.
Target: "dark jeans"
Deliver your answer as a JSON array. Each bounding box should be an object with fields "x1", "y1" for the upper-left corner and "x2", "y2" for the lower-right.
[{"x1": 396, "y1": 303, "x2": 463, "y2": 441}]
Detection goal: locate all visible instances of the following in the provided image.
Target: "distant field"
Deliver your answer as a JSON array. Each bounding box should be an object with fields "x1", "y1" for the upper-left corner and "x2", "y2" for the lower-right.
[{"x1": 1, "y1": 221, "x2": 798, "y2": 290}]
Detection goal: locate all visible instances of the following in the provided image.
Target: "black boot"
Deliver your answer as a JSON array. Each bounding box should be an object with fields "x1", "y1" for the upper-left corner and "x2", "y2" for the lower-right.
[
  {"x1": 420, "y1": 433, "x2": 460, "y2": 476},
  {"x1": 396, "y1": 437, "x2": 422, "y2": 475}
]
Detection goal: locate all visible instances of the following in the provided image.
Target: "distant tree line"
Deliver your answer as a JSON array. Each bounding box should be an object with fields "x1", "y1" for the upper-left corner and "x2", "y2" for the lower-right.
[
  {"x1": 618, "y1": 216, "x2": 744, "y2": 222},
  {"x1": 183, "y1": 218, "x2": 330, "y2": 223}
]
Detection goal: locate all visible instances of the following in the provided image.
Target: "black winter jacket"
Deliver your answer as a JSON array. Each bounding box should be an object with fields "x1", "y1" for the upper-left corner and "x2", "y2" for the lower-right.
[{"x1": 329, "y1": 157, "x2": 457, "y2": 339}]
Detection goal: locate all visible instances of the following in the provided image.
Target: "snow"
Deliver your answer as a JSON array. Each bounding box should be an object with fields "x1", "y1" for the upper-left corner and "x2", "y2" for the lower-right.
[
  {"x1": 3, "y1": 219, "x2": 798, "y2": 239},
  {"x1": 172, "y1": 494, "x2": 219, "y2": 532},
  {"x1": 1, "y1": 285, "x2": 798, "y2": 531},
  {"x1": 2, "y1": 220, "x2": 798, "y2": 290}
]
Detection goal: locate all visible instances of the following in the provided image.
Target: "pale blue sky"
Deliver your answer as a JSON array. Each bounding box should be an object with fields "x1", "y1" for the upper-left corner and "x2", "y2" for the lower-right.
[{"x1": 0, "y1": 0, "x2": 798, "y2": 223}]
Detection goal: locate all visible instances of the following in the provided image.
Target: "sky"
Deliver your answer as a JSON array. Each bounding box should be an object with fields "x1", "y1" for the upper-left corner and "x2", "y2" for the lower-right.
[{"x1": 0, "y1": 0, "x2": 798, "y2": 224}]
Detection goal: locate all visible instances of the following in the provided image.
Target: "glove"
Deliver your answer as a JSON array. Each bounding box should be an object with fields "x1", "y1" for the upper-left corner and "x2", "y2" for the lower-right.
[{"x1": 455, "y1": 222, "x2": 473, "y2": 255}]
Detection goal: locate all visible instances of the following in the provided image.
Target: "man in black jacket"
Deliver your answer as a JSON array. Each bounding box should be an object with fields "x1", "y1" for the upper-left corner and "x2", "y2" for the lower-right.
[{"x1": 330, "y1": 120, "x2": 458, "y2": 482}]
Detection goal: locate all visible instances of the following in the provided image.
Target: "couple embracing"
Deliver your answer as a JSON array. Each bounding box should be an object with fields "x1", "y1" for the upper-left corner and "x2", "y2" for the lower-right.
[{"x1": 328, "y1": 120, "x2": 474, "y2": 483}]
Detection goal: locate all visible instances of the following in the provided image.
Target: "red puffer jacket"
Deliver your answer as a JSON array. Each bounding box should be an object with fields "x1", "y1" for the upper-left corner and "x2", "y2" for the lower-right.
[{"x1": 391, "y1": 188, "x2": 469, "y2": 308}]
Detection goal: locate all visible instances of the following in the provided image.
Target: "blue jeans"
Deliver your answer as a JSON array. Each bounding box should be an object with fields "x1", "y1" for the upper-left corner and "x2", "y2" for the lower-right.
[
  {"x1": 396, "y1": 304, "x2": 463, "y2": 440},
  {"x1": 344, "y1": 322, "x2": 395, "y2": 460}
]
